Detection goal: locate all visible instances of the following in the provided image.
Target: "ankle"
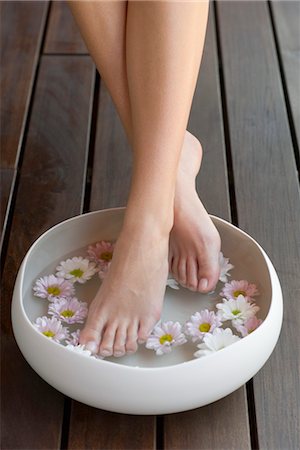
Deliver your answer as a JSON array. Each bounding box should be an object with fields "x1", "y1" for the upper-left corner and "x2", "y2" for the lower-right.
[{"x1": 123, "y1": 207, "x2": 174, "y2": 239}]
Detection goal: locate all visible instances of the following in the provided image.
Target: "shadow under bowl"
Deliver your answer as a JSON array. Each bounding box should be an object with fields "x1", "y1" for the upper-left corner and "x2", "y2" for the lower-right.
[{"x1": 11, "y1": 207, "x2": 283, "y2": 415}]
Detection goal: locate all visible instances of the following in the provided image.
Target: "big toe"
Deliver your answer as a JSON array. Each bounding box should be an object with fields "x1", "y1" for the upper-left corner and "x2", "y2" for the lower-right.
[
  {"x1": 79, "y1": 321, "x2": 104, "y2": 354},
  {"x1": 197, "y1": 252, "x2": 220, "y2": 293}
]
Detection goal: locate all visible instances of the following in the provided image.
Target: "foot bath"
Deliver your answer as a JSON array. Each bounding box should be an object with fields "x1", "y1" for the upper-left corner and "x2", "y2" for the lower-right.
[{"x1": 11, "y1": 207, "x2": 283, "y2": 414}]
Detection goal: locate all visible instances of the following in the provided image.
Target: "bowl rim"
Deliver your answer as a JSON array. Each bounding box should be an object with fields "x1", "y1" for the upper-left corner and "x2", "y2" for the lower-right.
[{"x1": 14, "y1": 207, "x2": 281, "y2": 372}]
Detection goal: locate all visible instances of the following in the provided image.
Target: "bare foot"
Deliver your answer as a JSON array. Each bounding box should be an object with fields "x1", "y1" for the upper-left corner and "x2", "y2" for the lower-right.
[
  {"x1": 169, "y1": 131, "x2": 221, "y2": 293},
  {"x1": 79, "y1": 223, "x2": 169, "y2": 357}
]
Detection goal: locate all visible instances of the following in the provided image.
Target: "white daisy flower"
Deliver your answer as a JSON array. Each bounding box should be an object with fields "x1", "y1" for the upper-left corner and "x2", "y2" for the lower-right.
[
  {"x1": 166, "y1": 277, "x2": 180, "y2": 290},
  {"x1": 146, "y1": 321, "x2": 187, "y2": 355},
  {"x1": 219, "y1": 252, "x2": 234, "y2": 283},
  {"x1": 194, "y1": 328, "x2": 240, "y2": 358},
  {"x1": 216, "y1": 295, "x2": 260, "y2": 325},
  {"x1": 65, "y1": 344, "x2": 93, "y2": 357},
  {"x1": 56, "y1": 256, "x2": 98, "y2": 284},
  {"x1": 33, "y1": 275, "x2": 75, "y2": 302},
  {"x1": 65, "y1": 344, "x2": 103, "y2": 359},
  {"x1": 65, "y1": 329, "x2": 81, "y2": 346},
  {"x1": 185, "y1": 310, "x2": 222, "y2": 342},
  {"x1": 48, "y1": 297, "x2": 88, "y2": 324},
  {"x1": 34, "y1": 316, "x2": 69, "y2": 342}
]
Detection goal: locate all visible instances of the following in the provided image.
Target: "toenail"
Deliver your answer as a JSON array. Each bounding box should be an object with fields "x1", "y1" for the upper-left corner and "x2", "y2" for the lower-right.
[
  {"x1": 199, "y1": 278, "x2": 208, "y2": 291},
  {"x1": 85, "y1": 341, "x2": 98, "y2": 353},
  {"x1": 127, "y1": 350, "x2": 135, "y2": 354},
  {"x1": 100, "y1": 349, "x2": 112, "y2": 356},
  {"x1": 138, "y1": 339, "x2": 146, "y2": 344},
  {"x1": 114, "y1": 351, "x2": 124, "y2": 357}
]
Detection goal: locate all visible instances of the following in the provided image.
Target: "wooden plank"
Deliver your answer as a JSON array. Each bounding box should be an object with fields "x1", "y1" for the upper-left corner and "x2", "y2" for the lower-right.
[
  {"x1": 69, "y1": 402, "x2": 156, "y2": 450},
  {"x1": 0, "y1": 168, "x2": 15, "y2": 241},
  {"x1": 164, "y1": 8, "x2": 251, "y2": 450},
  {"x1": 68, "y1": 80, "x2": 156, "y2": 450},
  {"x1": 1, "y1": 55, "x2": 95, "y2": 449},
  {"x1": 0, "y1": 1, "x2": 49, "y2": 168},
  {"x1": 217, "y1": 2, "x2": 300, "y2": 449},
  {"x1": 44, "y1": 1, "x2": 87, "y2": 54},
  {"x1": 89, "y1": 81, "x2": 133, "y2": 211},
  {"x1": 271, "y1": 1, "x2": 300, "y2": 158}
]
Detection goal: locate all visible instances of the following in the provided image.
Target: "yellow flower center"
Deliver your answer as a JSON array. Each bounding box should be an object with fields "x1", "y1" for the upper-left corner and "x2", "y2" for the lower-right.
[
  {"x1": 100, "y1": 251, "x2": 113, "y2": 262},
  {"x1": 69, "y1": 269, "x2": 84, "y2": 278},
  {"x1": 233, "y1": 290, "x2": 246, "y2": 297},
  {"x1": 47, "y1": 286, "x2": 61, "y2": 296},
  {"x1": 159, "y1": 334, "x2": 173, "y2": 345},
  {"x1": 61, "y1": 309, "x2": 75, "y2": 318},
  {"x1": 232, "y1": 309, "x2": 241, "y2": 316},
  {"x1": 43, "y1": 330, "x2": 55, "y2": 338},
  {"x1": 199, "y1": 322, "x2": 211, "y2": 333}
]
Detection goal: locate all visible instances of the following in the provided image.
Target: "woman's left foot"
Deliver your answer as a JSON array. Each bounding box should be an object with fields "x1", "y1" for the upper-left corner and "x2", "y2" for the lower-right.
[{"x1": 169, "y1": 132, "x2": 221, "y2": 293}]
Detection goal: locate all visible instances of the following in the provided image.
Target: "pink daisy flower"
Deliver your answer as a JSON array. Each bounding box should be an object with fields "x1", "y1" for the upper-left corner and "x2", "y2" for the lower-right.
[
  {"x1": 34, "y1": 316, "x2": 69, "y2": 342},
  {"x1": 33, "y1": 275, "x2": 75, "y2": 302},
  {"x1": 48, "y1": 297, "x2": 88, "y2": 324},
  {"x1": 220, "y1": 279, "x2": 259, "y2": 302},
  {"x1": 65, "y1": 329, "x2": 81, "y2": 346},
  {"x1": 146, "y1": 321, "x2": 187, "y2": 355},
  {"x1": 185, "y1": 310, "x2": 222, "y2": 342},
  {"x1": 234, "y1": 316, "x2": 263, "y2": 337},
  {"x1": 87, "y1": 241, "x2": 115, "y2": 265}
]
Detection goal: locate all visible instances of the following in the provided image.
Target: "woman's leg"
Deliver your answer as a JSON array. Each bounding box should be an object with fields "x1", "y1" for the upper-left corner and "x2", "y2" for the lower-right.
[
  {"x1": 68, "y1": 0, "x2": 217, "y2": 357},
  {"x1": 68, "y1": 0, "x2": 221, "y2": 296}
]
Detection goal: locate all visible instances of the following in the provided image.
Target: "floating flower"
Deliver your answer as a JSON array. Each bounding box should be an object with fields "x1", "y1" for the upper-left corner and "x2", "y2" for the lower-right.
[
  {"x1": 185, "y1": 310, "x2": 222, "y2": 342},
  {"x1": 48, "y1": 297, "x2": 88, "y2": 324},
  {"x1": 219, "y1": 252, "x2": 234, "y2": 283},
  {"x1": 194, "y1": 328, "x2": 240, "y2": 358},
  {"x1": 220, "y1": 279, "x2": 259, "y2": 302},
  {"x1": 166, "y1": 277, "x2": 180, "y2": 290},
  {"x1": 56, "y1": 257, "x2": 98, "y2": 284},
  {"x1": 33, "y1": 275, "x2": 75, "y2": 302},
  {"x1": 98, "y1": 263, "x2": 111, "y2": 280},
  {"x1": 87, "y1": 240, "x2": 115, "y2": 265},
  {"x1": 146, "y1": 321, "x2": 187, "y2": 355},
  {"x1": 234, "y1": 316, "x2": 263, "y2": 337},
  {"x1": 65, "y1": 344, "x2": 95, "y2": 357},
  {"x1": 65, "y1": 329, "x2": 81, "y2": 346},
  {"x1": 34, "y1": 316, "x2": 69, "y2": 342},
  {"x1": 216, "y1": 295, "x2": 260, "y2": 324}
]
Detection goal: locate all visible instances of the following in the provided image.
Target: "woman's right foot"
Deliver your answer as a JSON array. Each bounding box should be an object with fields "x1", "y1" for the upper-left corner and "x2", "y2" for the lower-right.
[
  {"x1": 169, "y1": 132, "x2": 221, "y2": 292},
  {"x1": 79, "y1": 220, "x2": 170, "y2": 357}
]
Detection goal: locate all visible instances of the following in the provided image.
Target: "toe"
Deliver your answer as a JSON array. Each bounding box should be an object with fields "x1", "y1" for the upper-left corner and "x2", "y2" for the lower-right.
[
  {"x1": 99, "y1": 322, "x2": 118, "y2": 357},
  {"x1": 113, "y1": 324, "x2": 127, "y2": 357},
  {"x1": 177, "y1": 258, "x2": 187, "y2": 286},
  {"x1": 79, "y1": 317, "x2": 106, "y2": 354},
  {"x1": 186, "y1": 257, "x2": 199, "y2": 291},
  {"x1": 138, "y1": 319, "x2": 155, "y2": 344},
  {"x1": 197, "y1": 255, "x2": 220, "y2": 293},
  {"x1": 171, "y1": 256, "x2": 180, "y2": 282},
  {"x1": 126, "y1": 321, "x2": 139, "y2": 354}
]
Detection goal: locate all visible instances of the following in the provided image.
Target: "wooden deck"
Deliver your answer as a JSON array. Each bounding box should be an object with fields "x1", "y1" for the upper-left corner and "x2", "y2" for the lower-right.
[{"x1": 1, "y1": 1, "x2": 299, "y2": 449}]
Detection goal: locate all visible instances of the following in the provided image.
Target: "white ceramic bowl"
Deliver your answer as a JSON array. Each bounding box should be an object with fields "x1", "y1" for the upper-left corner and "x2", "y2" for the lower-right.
[{"x1": 12, "y1": 207, "x2": 283, "y2": 415}]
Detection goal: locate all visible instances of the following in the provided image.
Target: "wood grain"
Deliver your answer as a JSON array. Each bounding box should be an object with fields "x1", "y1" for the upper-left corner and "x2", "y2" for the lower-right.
[
  {"x1": 1, "y1": 55, "x2": 95, "y2": 449},
  {"x1": 217, "y1": 2, "x2": 300, "y2": 449},
  {"x1": 271, "y1": 1, "x2": 300, "y2": 157},
  {"x1": 164, "y1": 8, "x2": 251, "y2": 450},
  {"x1": 0, "y1": 1, "x2": 49, "y2": 168},
  {"x1": 44, "y1": 1, "x2": 87, "y2": 54},
  {"x1": 0, "y1": 168, "x2": 15, "y2": 242},
  {"x1": 68, "y1": 402, "x2": 156, "y2": 450}
]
